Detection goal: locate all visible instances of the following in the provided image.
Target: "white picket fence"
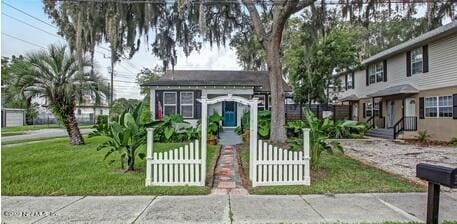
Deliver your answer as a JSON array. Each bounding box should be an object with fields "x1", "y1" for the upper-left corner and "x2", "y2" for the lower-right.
[
  {"x1": 145, "y1": 129, "x2": 206, "y2": 186},
  {"x1": 252, "y1": 129, "x2": 310, "y2": 187}
]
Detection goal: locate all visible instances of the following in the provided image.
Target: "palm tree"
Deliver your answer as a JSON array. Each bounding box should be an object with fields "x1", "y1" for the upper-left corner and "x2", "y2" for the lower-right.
[{"x1": 16, "y1": 44, "x2": 109, "y2": 145}]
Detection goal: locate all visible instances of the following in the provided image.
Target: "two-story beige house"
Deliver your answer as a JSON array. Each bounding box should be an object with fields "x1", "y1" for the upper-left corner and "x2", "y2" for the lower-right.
[{"x1": 337, "y1": 20, "x2": 457, "y2": 142}]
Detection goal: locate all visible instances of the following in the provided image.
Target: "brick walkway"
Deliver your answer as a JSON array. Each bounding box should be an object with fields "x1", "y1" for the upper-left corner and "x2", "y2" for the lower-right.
[{"x1": 212, "y1": 145, "x2": 248, "y2": 195}]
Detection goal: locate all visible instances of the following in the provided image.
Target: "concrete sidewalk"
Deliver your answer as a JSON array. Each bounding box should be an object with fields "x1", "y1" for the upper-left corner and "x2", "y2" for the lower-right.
[
  {"x1": 2, "y1": 128, "x2": 93, "y2": 143},
  {"x1": 2, "y1": 193, "x2": 457, "y2": 223}
]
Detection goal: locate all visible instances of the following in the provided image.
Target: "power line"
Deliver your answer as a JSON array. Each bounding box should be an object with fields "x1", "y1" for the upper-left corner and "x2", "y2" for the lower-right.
[
  {"x1": 2, "y1": 1, "x2": 56, "y2": 29},
  {"x1": 2, "y1": 32, "x2": 46, "y2": 49},
  {"x1": 49, "y1": 0, "x2": 442, "y2": 4},
  {"x1": 2, "y1": 12, "x2": 62, "y2": 39},
  {"x1": 3, "y1": 1, "x2": 142, "y2": 68}
]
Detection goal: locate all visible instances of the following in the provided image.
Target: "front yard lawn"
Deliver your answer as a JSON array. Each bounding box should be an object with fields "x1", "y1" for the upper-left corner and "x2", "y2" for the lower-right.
[
  {"x1": 2, "y1": 137, "x2": 218, "y2": 196},
  {"x1": 238, "y1": 144, "x2": 424, "y2": 194}
]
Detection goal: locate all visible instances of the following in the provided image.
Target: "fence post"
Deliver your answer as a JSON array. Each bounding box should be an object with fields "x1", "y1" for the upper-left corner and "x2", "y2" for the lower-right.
[
  {"x1": 302, "y1": 128, "x2": 311, "y2": 185},
  {"x1": 145, "y1": 128, "x2": 154, "y2": 186}
]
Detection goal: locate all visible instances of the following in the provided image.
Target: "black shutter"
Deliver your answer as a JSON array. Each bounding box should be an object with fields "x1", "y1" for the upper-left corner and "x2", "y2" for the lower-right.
[
  {"x1": 366, "y1": 68, "x2": 369, "y2": 86},
  {"x1": 363, "y1": 103, "x2": 366, "y2": 118},
  {"x1": 379, "y1": 102, "x2": 383, "y2": 117},
  {"x1": 453, "y1": 94, "x2": 457, "y2": 119},
  {"x1": 156, "y1": 91, "x2": 163, "y2": 120},
  {"x1": 419, "y1": 97, "x2": 425, "y2": 119},
  {"x1": 423, "y1": 45, "x2": 429, "y2": 73},
  {"x1": 352, "y1": 72, "x2": 355, "y2": 89},
  {"x1": 195, "y1": 90, "x2": 202, "y2": 119},
  {"x1": 176, "y1": 91, "x2": 180, "y2": 114},
  {"x1": 406, "y1": 51, "x2": 411, "y2": 77},
  {"x1": 383, "y1": 60, "x2": 387, "y2": 82},
  {"x1": 345, "y1": 73, "x2": 348, "y2": 90}
]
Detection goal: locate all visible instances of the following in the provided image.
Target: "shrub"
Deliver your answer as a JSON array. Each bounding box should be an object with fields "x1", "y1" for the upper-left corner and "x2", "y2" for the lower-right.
[
  {"x1": 208, "y1": 111, "x2": 223, "y2": 136},
  {"x1": 302, "y1": 109, "x2": 343, "y2": 169},
  {"x1": 240, "y1": 110, "x2": 271, "y2": 139},
  {"x1": 417, "y1": 130, "x2": 430, "y2": 144},
  {"x1": 450, "y1": 137, "x2": 457, "y2": 147},
  {"x1": 91, "y1": 102, "x2": 161, "y2": 171},
  {"x1": 154, "y1": 114, "x2": 189, "y2": 142},
  {"x1": 90, "y1": 115, "x2": 110, "y2": 137}
]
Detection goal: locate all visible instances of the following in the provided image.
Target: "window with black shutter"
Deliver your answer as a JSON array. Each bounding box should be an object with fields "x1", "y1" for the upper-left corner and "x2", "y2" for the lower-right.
[
  {"x1": 419, "y1": 97, "x2": 425, "y2": 119},
  {"x1": 452, "y1": 94, "x2": 457, "y2": 119},
  {"x1": 423, "y1": 45, "x2": 429, "y2": 73},
  {"x1": 383, "y1": 60, "x2": 387, "y2": 82},
  {"x1": 406, "y1": 51, "x2": 412, "y2": 77}
]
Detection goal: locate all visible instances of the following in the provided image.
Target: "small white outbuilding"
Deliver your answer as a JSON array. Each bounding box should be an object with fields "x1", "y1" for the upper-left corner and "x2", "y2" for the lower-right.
[{"x1": 1, "y1": 108, "x2": 25, "y2": 128}]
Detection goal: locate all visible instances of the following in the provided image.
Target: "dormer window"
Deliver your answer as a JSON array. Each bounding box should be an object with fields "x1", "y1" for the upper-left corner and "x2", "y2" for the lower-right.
[{"x1": 411, "y1": 47, "x2": 423, "y2": 75}]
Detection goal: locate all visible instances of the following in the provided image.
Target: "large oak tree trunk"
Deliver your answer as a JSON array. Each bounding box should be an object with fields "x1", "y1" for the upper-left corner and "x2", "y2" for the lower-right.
[
  {"x1": 266, "y1": 37, "x2": 287, "y2": 143},
  {"x1": 62, "y1": 110, "x2": 85, "y2": 145}
]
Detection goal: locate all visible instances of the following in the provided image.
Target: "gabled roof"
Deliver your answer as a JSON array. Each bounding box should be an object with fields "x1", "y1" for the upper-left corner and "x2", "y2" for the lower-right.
[
  {"x1": 367, "y1": 84, "x2": 419, "y2": 97},
  {"x1": 142, "y1": 70, "x2": 292, "y2": 92},
  {"x1": 362, "y1": 20, "x2": 457, "y2": 64}
]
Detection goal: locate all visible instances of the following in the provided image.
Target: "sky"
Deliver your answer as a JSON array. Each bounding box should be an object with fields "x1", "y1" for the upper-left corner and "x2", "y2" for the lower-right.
[{"x1": 1, "y1": 0, "x2": 242, "y2": 100}]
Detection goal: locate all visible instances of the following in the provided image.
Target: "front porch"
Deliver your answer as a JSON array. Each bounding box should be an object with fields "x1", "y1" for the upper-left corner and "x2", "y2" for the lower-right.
[{"x1": 365, "y1": 84, "x2": 419, "y2": 139}]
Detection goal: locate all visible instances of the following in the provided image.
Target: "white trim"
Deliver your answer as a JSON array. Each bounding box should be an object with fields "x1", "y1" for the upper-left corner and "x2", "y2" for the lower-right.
[
  {"x1": 410, "y1": 47, "x2": 423, "y2": 75},
  {"x1": 180, "y1": 91, "x2": 194, "y2": 118},
  {"x1": 254, "y1": 94, "x2": 266, "y2": 110},
  {"x1": 163, "y1": 91, "x2": 177, "y2": 116},
  {"x1": 425, "y1": 95, "x2": 453, "y2": 118}
]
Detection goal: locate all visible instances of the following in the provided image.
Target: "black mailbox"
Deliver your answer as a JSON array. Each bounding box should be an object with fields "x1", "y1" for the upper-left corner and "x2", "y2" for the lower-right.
[
  {"x1": 416, "y1": 163, "x2": 457, "y2": 224},
  {"x1": 416, "y1": 163, "x2": 457, "y2": 188}
]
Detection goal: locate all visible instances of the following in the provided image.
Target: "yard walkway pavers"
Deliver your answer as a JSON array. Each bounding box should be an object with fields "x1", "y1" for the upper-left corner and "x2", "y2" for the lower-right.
[
  {"x1": 212, "y1": 145, "x2": 248, "y2": 195},
  {"x1": 2, "y1": 193, "x2": 457, "y2": 223}
]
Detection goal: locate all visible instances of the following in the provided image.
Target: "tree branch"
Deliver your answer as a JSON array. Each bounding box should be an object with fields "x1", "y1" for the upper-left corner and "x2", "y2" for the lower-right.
[{"x1": 242, "y1": 0, "x2": 268, "y2": 47}]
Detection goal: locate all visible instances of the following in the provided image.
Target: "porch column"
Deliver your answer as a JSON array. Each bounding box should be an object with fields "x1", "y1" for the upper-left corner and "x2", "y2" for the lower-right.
[
  {"x1": 372, "y1": 97, "x2": 375, "y2": 128},
  {"x1": 150, "y1": 88, "x2": 156, "y2": 121}
]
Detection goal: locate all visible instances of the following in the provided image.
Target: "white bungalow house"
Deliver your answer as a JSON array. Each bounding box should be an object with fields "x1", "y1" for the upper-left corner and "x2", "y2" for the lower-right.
[{"x1": 142, "y1": 70, "x2": 292, "y2": 127}]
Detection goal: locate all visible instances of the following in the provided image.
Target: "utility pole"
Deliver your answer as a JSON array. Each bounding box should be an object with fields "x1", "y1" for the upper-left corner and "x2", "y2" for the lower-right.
[{"x1": 110, "y1": 59, "x2": 114, "y2": 105}]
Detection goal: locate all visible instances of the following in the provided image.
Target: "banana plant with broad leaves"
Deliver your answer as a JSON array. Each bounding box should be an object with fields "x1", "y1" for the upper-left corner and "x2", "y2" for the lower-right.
[
  {"x1": 302, "y1": 109, "x2": 343, "y2": 169},
  {"x1": 91, "y1": 102, "x2": 162, "y2": 171}
]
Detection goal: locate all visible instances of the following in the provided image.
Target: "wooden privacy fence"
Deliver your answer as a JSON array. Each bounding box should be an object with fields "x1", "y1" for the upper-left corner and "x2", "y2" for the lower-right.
[
  {"x1": 145, "y1": 128, "x2": 206, "y2": 186},
  {"x1": 252, "y1": 129, "x2": 311, "y2": 187}
]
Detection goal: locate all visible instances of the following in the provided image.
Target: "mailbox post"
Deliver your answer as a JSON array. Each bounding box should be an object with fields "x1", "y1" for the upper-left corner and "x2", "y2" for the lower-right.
[{"x1": 416, "y1": 163, "x2": 457, "y2": 224}]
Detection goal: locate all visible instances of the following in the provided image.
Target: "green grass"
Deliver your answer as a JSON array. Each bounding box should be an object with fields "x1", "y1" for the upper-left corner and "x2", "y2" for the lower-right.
[
  {"x1": 2, "y1": 137, "x2": 218, "y2": 196},
  {"x1": 238, "y1": 144, "x2": 424, "y2": 195}
]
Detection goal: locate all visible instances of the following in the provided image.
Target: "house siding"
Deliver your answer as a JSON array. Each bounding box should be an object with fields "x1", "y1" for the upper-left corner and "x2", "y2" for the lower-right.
[
  {"x1": 338, "y1": 33, "x2": 457, "y2": 100},
  {"x1": 337, "y1": 32, "x2": 457, "y2": 141}
]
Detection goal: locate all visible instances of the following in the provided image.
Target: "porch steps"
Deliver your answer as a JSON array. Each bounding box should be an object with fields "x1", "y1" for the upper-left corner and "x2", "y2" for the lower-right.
[{"x1": 366, "y1": 128, "x2": 394, "y2": 139}]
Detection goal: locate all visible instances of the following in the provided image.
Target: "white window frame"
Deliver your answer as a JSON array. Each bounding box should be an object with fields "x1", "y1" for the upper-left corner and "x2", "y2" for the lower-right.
[
  {"x1": 163, "y1": 91, "x2": 177, "y2": 116},
  {"x1": 347, "y1": 73, "x2": 353, "y2": 89},
  {"x1": 366, "y1": 103, "x2": 373, "y2": 117},
  {"x1": 411, "y1": 47, "x2": 423, "y2": 75},
  {"x1": 180, "y1": 91, "x2": 194, "y2": 118},
  {"x1": 254, "y1": 94, "x2": 266, "y2": 110},
  {"x1": 369, "y1": 62, "x2": 384, "y2": 84},
  {"x1": 425, "y1": 95, "x2": 453, "y2": 118}
]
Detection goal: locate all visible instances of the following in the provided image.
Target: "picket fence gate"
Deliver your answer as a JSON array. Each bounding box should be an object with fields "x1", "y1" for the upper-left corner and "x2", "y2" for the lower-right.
[
  {"x1": 252, "y1": 129, "x2": 310, "y2": 187},
  {"x1": 145, "y1": 129, "x2": 206, "y2": 186}
]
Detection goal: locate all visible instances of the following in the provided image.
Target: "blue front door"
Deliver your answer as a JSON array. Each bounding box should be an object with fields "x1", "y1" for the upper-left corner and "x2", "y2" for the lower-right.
[{"x1": 223, "y1": 102, "x2": 237, "y2": 127}]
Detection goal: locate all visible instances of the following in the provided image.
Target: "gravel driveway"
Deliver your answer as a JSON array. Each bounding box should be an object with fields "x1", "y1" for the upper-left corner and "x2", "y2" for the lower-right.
[{"x1": 338, "y1": 138, "x2": 457, "y2": 191}]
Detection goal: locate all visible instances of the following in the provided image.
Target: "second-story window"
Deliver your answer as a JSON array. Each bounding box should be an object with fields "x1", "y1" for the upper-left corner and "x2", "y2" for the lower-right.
[
  {"x1": 347, "y1": 73, "x2": 353, "y2": 89},
  {"x1": 411, "y1": 47, "x2": 423, "y2": 75},
  {"x1": 369, "y1": 62, "x2": 383, "y2": 84}
]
